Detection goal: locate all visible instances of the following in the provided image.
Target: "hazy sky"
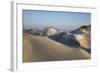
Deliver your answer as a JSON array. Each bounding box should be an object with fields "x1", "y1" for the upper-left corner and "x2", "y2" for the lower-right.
[{"x1": 23, "y1": 10, "x2": 91, "y2": 31}]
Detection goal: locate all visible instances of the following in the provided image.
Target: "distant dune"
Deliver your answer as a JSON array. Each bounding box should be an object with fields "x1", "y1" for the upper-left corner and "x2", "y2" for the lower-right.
[{"x1": 23, "y1": 33, "x2": 90, "y2": 62}]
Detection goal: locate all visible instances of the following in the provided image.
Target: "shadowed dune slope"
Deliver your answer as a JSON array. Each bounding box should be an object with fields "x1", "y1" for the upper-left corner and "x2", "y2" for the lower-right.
[{"x1": 23, "y1": 33, "x2": 90, "y2": 62}]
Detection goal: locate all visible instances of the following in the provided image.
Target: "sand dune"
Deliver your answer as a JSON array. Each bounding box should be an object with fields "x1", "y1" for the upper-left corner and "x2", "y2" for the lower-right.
[
  {"x1": 23, "y1": 33, "x2": 90, "y2": 62},
  {"x1": 74, "y1": 34, "x2": 90, "y2": 49}
]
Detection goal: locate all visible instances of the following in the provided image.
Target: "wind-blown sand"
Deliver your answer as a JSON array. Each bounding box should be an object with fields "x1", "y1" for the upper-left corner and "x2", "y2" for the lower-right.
[{"x1": 23, "y1": 33, "x2": 90, "y2": 62}]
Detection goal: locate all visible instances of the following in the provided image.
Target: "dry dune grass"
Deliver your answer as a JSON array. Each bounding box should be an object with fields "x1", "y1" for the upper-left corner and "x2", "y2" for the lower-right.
[{"x1": 23, "y1": 33, "x2": 90, "y2": 62}]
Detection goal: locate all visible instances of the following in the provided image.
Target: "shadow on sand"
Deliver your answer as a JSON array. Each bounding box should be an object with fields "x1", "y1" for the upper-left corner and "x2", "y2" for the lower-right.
[
  {"x1": 48, "y1": 33, "x2": 91, "y2": 53},
  {"x1": 48, "y1": 33, "x2": 80, "y2": 48}
]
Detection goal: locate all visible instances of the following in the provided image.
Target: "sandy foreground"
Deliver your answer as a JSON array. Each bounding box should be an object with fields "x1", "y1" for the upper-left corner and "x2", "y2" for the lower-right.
[{"x1": 23, "y1": 33, "x2": 90, "y2": 62}]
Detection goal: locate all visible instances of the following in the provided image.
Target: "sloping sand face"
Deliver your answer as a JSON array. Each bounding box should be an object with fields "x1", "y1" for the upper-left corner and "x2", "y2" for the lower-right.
[
  {"x1": 23, "y1": 33, "x2": 90, "y2": 62},
  {"x1": 74, "y1": 34, "x2": 90, "y2": 49}
]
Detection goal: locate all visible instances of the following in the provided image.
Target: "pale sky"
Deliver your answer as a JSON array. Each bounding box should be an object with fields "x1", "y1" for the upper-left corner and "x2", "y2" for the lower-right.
[{"x1": 23, "y1": 10, "x2": 91, "y2": 31}]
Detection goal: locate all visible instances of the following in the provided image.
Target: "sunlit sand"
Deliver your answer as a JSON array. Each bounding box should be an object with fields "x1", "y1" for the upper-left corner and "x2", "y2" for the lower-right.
[{"x1": 23, "y1": 33, "x2": 90, "y2": 62}]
